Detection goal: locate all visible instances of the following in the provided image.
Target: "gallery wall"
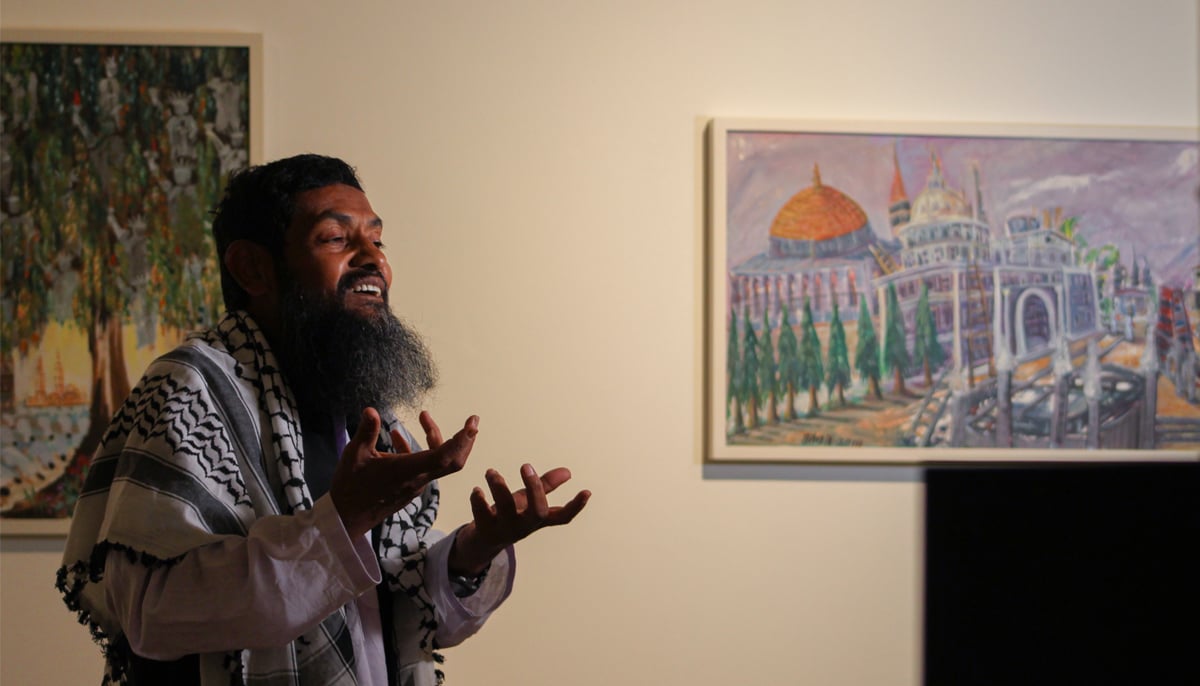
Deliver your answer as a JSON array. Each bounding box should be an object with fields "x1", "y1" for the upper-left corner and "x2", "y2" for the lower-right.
[{"x1": 2, "y1": 1, "x2": 1197, "y2": 684}]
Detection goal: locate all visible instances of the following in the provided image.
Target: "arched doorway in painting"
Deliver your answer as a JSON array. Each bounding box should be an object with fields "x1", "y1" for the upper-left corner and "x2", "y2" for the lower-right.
[{"x1": 1014, "y1": 289, "x2": 1057, "y2": 357}]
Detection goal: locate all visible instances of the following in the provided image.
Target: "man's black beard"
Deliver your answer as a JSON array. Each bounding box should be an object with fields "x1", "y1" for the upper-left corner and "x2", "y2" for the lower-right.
[{"x1": 275, "y1": 284, "x2": 437, "y2": 419}]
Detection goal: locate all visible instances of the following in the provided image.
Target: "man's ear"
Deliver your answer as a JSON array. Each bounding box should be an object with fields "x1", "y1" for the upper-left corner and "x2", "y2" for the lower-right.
[{"x1": 223, "y1": 240, "x2": 277, "y2": 298}]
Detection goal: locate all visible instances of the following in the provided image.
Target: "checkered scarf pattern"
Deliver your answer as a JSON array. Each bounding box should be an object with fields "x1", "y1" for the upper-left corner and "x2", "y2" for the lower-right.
[{"x1": 57, "y1": 310, "x2": 441, "y2": 685}]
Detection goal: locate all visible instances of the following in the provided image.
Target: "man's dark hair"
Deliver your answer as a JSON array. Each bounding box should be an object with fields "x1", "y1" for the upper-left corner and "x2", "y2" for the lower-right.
[{"x1": 211, "y1": 154, "x2": 363, "y2": 310}]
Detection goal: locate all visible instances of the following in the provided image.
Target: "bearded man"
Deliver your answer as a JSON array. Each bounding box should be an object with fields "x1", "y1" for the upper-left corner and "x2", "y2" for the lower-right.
[{"x1": 58, "y1": 154, "x2": 590, "y2": 686}]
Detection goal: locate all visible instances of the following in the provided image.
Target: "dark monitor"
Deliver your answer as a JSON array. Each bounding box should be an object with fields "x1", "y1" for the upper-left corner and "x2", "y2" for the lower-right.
[{"x1": 923, "y1": 461, "x2": 1199, "y2": 686}]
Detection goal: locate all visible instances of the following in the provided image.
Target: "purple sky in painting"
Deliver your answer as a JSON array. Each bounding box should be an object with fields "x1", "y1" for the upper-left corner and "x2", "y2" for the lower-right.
[{"x1": 725, "y1": 130, "x2": 1200, "y2": 287}]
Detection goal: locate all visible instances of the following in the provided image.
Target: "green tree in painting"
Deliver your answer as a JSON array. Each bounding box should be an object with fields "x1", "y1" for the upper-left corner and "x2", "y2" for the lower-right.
[
  {"x1": 884, "y1": 283, "x2": 911, "y2": 395},
  {"x1": 726, "y1": 306, "x2": 744, "y2": 435},
  {"x1": 912, "y1": 283, "x2": 945, "y2": 387},
  {"x1": 758, "y1": 309, "x2": 779, "y2": 424},
  {"x1": 797, "y1": 297, "x2": 824, "y2": 416},
  {"x1": 0, "y1": 42, "x2": 249, "y2": 516},
  {"x1": 740, "y1": 306, "x2": 760, "y2": 428},
  {"x1": 855, "y1": 298, "x2": 883, "y2": 400},
  {"x1": 825, "y1": 301, "x2": 851, "y2": 406},
  {"x1": 776, "y1": 300, "x2": 801, "y2": 420}
]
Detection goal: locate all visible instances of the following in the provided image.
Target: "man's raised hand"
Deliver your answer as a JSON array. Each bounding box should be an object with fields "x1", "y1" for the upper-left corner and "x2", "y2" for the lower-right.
[
  {"x1": 449, "y1": 464, "x2": 591, "y2": 575},
  {"x1": 331, "y1": 408, "x2": 478, "y2": 538}
]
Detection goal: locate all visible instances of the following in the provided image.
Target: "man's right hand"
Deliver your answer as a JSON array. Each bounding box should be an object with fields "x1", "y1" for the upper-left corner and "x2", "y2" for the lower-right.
[{"x1": 331, "y1": 407, "x2": 479, "y2": 538}]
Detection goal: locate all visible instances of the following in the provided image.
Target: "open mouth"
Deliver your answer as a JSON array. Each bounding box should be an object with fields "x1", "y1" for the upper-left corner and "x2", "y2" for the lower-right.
[
  {"x1": 350, "y1": 283, "x2": 383, "y2": 297},
  {"x1": 343, "y1": 276, "x2": 388, "y2": 304}
]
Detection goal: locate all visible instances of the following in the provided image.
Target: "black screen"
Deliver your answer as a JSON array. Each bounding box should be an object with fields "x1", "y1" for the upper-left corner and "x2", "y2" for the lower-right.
[{"x1": 924, "y1": 461, "x2": 1200, "y2": 686}]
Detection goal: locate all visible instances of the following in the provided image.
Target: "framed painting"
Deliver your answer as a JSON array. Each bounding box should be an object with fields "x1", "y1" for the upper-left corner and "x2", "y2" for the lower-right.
[
  {"x1": 707, "y1": 118, "x2": 1200, "y2": 464},
  {"x1": 1, "y1": 29, "x2": 262, "y2": 535}
]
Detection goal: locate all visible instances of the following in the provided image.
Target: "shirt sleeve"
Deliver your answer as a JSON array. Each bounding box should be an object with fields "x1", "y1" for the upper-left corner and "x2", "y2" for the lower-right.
[
  {"x1": 422, "y1": 527, "x2": 516, "y2": 648},
  {"x1": 105, "y1": 494, "x2": 380, "y2": 660}
]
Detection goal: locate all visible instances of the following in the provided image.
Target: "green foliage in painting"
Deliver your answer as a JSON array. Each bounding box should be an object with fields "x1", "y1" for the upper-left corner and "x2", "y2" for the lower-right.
[
  {"x1": 740, "y1": 305, "x2": 760, "y2": 427},
  {"x1": 797, "y1": 297, "x2": 823, "y2": 415},
  {"x1": 0, "y1": 38, "x2": 251, "y2": 514},
  {"x1": 825, "y1": 301, "x2": 851, "y2": 405},
  {"x1": 913, "y1": 283, "x2": 945, "y2": 387},
  {"x1": 854, "y1": 298, "x2": 882, "y2": 399},
  {"x1": 884, "y1": 283, "x2": 910, "y2": 394}
]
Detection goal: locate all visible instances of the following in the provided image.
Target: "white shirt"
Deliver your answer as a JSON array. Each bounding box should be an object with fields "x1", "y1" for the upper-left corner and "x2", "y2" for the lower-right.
[{"x1": 104, "y1": 494, "x2": 514, "y2": 685}]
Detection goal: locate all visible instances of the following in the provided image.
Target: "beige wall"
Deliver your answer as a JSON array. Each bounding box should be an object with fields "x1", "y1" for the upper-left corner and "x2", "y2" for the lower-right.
[{"x1": 2, "y1": 1, "x2": 1196, "y2": 684}]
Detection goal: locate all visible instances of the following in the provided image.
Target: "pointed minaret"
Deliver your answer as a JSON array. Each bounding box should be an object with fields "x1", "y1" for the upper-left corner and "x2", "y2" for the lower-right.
[
  {"x1": 888, "y1": 144, "x2": 911, "y2": 231},
  {"x1": 926, "y1": 148, "x2": 946, "y2": 190},
  {"x1": 971, "y1": 162, "x2": 987, "y2": 224}
]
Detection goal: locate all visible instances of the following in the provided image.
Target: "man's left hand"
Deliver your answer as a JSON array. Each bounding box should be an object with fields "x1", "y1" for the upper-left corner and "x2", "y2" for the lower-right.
[{"x1": 450, "y1": 464, "x2": 591, "y2": 575}]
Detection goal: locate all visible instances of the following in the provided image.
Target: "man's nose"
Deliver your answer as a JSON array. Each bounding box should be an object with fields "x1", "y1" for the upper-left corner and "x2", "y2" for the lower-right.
[{"x1": 349, "y1": 236, "x2": 387, "y2": 270}]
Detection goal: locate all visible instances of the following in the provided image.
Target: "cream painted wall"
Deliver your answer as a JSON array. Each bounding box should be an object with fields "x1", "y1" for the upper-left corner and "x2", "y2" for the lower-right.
[{"x1": 2, "y1": 1, "x2": 1196, "y2": 684}]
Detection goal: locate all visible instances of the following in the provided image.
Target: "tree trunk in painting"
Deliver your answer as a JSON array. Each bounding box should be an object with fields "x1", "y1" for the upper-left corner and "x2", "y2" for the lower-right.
[{"x1": 81, "y1": 316, "x2": 131, "y2": 456}]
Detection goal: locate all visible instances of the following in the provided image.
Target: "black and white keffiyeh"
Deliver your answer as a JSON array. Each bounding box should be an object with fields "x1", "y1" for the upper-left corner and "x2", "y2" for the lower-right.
[{"x1": 57, "y1": 310, "x2": 441, "y2": 685}]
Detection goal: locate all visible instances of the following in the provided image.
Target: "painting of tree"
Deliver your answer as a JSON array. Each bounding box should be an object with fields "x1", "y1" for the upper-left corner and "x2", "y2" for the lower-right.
[
  {"x1": 797, "y1": 297, "x2": 823, "y2": 416},
  {"x1": 776, "y1": 301, "x2": 801, "y2": 420},
  {"x1": 855, "y1": 298, "x2": 883, "y2": 400},
  {"x1": 726, "y1": 306, "x2": 743, "y2": 435},
  {"x1": 913, "y1": 283, "x2": 945, "y2": 388},
  {"x1": 883, "y1": 283, "x2": 910, "y2": 396},
  {"x1": 740, "y1": 305, "x2": 760, "y2": 428},
  {"x1": 825, "y1": 301, "x2": 851, "y2": 406},
  {"x1": 1, "y1": 33, "x2": 254, "y2": 521},
  {"x1": 757, "y1": 309, "x2": 778, "y2": 424}
]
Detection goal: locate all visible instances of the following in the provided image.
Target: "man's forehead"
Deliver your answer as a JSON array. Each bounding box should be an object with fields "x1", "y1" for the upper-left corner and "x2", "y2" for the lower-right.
[{"x1": 292, "y1": 183, "x2": 382, "y2": 227}]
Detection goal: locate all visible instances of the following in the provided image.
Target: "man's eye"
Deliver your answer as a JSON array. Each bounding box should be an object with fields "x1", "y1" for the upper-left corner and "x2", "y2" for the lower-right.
[
  {"x1": 322, "y1": 235, "x2": 346, "y2": 244},
  {"x1": 374, "y1": 240, "x2": 385, "y2": 249}
]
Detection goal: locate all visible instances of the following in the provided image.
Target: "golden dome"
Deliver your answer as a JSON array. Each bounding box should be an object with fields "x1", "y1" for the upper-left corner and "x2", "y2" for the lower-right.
[{"x1": 769, "y1": 164, "x2": 869, "y2": 242}]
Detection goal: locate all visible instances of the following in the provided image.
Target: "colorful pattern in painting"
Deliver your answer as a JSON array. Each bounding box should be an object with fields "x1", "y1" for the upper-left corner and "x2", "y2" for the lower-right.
[
  {"x1": 1, "y1": 38, "x2": 251, "y2": 518},
  {"x1": 721, "y1": 128, "x2": 1200, "y2": 454}
]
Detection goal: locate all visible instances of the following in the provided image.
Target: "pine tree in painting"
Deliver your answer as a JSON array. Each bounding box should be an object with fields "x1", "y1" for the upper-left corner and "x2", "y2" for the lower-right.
[
  {"x1": 855, "y1": 298, "x2": 883, "y2": 399},
  {"x1": 776, "y1": 302, "x2": 801, "y2": 420},
  {"x1": 758, "y1": 309, "x2": 779, "y2": 424},
  {"x1": 798, "y1": 297, "x2": 824, "y2": 416},
  {"x1": 726, "y1": 306, "x2": 744, "y2": 434},
  {"x1": 825, "y1": 301, "x2": 851, "y2": 406},
  {"x1": 913, "y1": 283, "x2": 946, "y2": 388},
  {"x1": 884, "y1": 283, "x2": 911, "y2": 395},
  {"x1": 740, "y1": 306, "x2": 761, "y2": 428}
]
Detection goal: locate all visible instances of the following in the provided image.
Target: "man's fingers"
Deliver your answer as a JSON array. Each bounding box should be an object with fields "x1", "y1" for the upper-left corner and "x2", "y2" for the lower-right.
[
  {"x1": 350, "y1": 408, "x2": 383, "y2": 459},
  {"x1": 538, "y1": 467, "x2": 574, "y2": 495},
  {"x1": 545, "y1": 490, "x2": 591, "y2": 526},
  {"x1": 390, "y1": 428, "x2": 412, "y2": 453},
  {"x1": 520, "y1": 464, "x2": 550, "y2": 519},
  {"x1": 469, "y1": 486, "x2": 492, "y2": 523},
  {"x1": 485, "y1": 469, "x2": 519, "y2": 517},
  {"x1": 419, "y1": 411, "x2": 445, "y2": 449},
  {"x1": 419, "y1": 415, "x2": 479, "y2": 477}
]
